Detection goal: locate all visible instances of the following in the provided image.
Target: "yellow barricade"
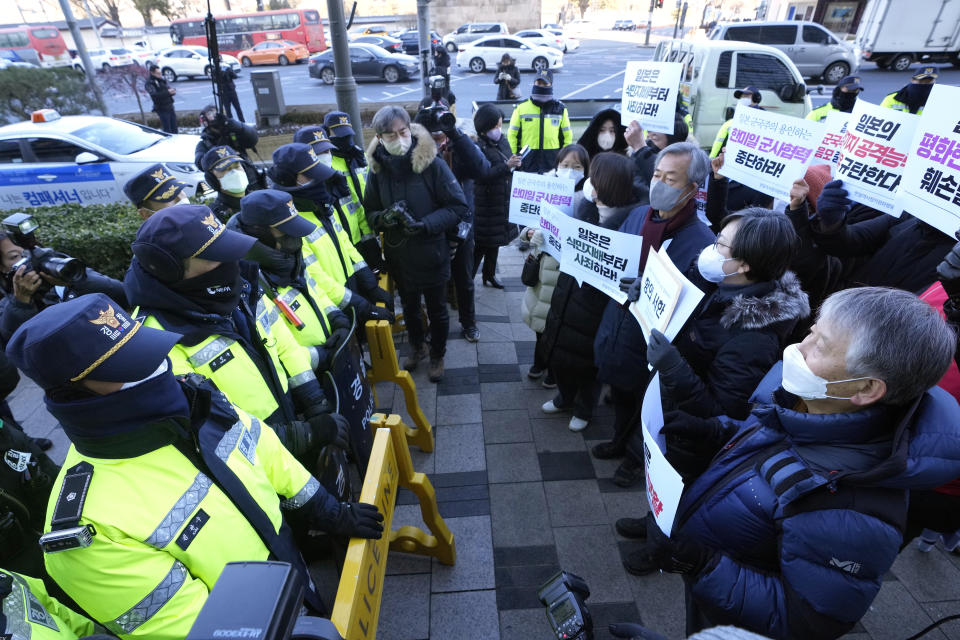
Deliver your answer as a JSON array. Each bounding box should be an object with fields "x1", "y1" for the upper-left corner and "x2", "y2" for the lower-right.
[
  {"x1": 331, "y1": 414, "x2": 455, "y2": 640},
  {"x1": 364, "y1": 319, "x2": 434, "y2": 453}
]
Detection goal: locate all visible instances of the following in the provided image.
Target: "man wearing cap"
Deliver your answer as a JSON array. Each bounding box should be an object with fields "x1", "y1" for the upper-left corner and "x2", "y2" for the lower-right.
[
  {"x1": 268, "y1": 143, "x2": 394, "y2": 324},
  {"x1": 508, "y1": 70, "x2": 572, "y2": 174},
  {"x1": 881, "y1": 66, "x2": 938, "y2": 114},
  {"x1": 200, "y1": 145, "x2": 261, "y2": 222},
  {"x1": 123, "y1": 205, "x2": 346, "y2": 462},
  {"x1": 710, "y1": 86, "x2": 762, "y2": 158},
  {"x1": 6, "y1": 293, "x2": 383, "y2": 639},
  {"x1": 807, "y1": 75, "x2": 864, "y2": 122},
  {"x1": 123, "y1": 163, "x2": 192, "y2": 221}
]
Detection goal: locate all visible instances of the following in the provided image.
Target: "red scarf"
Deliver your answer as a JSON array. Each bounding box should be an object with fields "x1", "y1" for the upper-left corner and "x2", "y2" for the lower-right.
[{"x1": 637, "y1": 198, "x2": 698, "y2": 273}]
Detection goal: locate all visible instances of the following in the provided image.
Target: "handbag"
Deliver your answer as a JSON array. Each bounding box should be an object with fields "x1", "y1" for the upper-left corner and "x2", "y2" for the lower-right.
[{"x1": 521, "y1": 252, "x2": 542, "y2": 287}]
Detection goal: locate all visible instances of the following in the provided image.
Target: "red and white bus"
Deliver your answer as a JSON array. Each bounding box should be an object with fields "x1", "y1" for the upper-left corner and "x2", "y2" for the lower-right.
[
  {"x1": 169, "y1": 8, "x2": 326, "y2": 57},
  {"x1": 0, "y1": 25, "x2": 71, "y2": 67}
]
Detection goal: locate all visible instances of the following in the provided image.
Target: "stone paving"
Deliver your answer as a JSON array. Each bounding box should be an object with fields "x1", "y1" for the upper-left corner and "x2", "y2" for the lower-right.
[{"x1": 10, "y1": 243, "x2": 960, "y2": 640}]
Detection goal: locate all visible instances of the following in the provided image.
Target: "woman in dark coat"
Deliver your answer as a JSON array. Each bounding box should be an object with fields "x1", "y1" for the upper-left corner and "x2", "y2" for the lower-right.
[
  {"x1": 577, "y1": 108, "x2": 628, "y2": 158},
  {"x1": 494, "y1": 54, "x2": 520, "y2": 100},
  {"x1": 472, "y1": 104, "x2": 522, "y2": 287}
]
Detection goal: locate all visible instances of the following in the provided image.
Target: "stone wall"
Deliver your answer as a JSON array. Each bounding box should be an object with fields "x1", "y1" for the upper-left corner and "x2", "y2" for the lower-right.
[{"x1": 428, "y1": 0, "x2": 544, "y2": 34}]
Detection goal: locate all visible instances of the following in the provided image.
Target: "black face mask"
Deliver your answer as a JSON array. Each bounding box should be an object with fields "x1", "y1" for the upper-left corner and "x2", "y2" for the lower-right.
[
  {"x1": 833, "y1": 89, "x2": 858, "y2": 112},
  {"x1": 170, "y1": 261, "x2": 242, "y2": 315},
  {"x1": 276, "y1": 235, "x2": 303, "y2": 255},
  {"x1": 331, "y1": 136, "x2": 354, "y2": 152},
  {"x1": 297, "y1": 181, "x2": 333, "y2": 208},
  {"x1": 904, "y1": 83, "x2": 933, "y2": 112}
]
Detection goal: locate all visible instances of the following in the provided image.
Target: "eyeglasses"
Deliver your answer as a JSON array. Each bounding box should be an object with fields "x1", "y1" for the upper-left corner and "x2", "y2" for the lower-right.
[{"x1": 714, "y1": 240, "x2": 732, "y2": 251}]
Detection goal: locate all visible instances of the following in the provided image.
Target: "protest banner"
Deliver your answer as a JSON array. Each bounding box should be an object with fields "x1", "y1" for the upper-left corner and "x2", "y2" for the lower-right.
[
  {"x1": 508, "y1": 171, "x2": 575, "y2": 227},
  {"x1": 642, "y1": 421, "x2": 684, "y2": 535},
  {"x1": 621, "y1": 61, "x2": 682, "y2": 134},
  {"x1": 811, "y1": 109, "x2": 850, "y2": 167},
  {"x1": 537, "y1": 201, "x2": 567, "y2": 261},
  {"x1": 718, "y1": 104, "x2": 822, "y2": 202},
  {"x1": 641, "y1": 371, "x2": 665, "y2": 450},
  {"x1": 629, "y1": 247, "x2": 706, "y2": 343},
  {"x1": 896, "y1": 84, "x2": 960, "y2": 236},
  {"x1": 835, "y1": 99, "x2": 917, "y2": 216},
  {"x1": 560, "y1": 220, "x2": 643, "y2": 304}
]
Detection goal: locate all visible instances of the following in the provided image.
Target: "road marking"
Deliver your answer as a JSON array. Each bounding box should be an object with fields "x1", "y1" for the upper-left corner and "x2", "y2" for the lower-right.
[{"x1": 561, "y1": 69, "x2": 625, "y2": 99}]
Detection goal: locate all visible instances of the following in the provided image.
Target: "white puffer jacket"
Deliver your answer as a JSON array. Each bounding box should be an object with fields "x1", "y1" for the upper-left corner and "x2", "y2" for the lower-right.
[{"x1": 520, "y1": 228, "x2": 561, "y2": 334}]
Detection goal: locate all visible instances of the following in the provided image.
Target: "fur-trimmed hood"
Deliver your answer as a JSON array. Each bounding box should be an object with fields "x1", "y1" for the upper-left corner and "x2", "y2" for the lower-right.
[
  {"x1": 365, "y1": 123, "x2": 437, "y2": 175},
  {"x1": 719, "y1": 271, "x2": 810, "y2": 331}
]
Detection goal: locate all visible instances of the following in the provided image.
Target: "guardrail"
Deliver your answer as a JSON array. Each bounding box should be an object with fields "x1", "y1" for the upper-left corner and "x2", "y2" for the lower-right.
[{"x1": 472, "y1": 97, "x2": 622, "y2": 121}]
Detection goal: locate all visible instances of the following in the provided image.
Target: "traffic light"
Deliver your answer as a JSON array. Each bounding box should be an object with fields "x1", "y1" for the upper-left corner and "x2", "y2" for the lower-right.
[{"x1": 656, "y1": 0, "x2": 664, "y2": 8}]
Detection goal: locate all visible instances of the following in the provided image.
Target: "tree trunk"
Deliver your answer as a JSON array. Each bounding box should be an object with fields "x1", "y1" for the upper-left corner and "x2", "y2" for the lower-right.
[
  {"x1": 223, "y1": 0, "x2": 231, "y2": 9},
  {"x1": 141, "y1": 10, "x2": 154, "y2": 27},
  {"x1": 108, "y1": 3, "x2": 121, "y2": 24}
]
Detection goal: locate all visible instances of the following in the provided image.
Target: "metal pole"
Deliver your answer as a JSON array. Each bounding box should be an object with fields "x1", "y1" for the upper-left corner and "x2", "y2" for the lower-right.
[
  {"x1": 80, "y1": 0, "x2": 104, "y2": 49},
  {"x1": 645, "y1": 0, "x2": 654, "y2": 45},
  {"x1": 678, "y1": 2, "x2": 688, "y2": 38},
  {"x1": 672, "y1": 0, "x2": 681, "y2": 39},
  {"x1": 417, "y1": 0, "x2": 431, "y2": 100},
  {"x1": 326, "y1": 0, "x2": 362, "y2": 138},
  {"x1": 56, "y1": 0, "x2": 110, "y2": 116}
]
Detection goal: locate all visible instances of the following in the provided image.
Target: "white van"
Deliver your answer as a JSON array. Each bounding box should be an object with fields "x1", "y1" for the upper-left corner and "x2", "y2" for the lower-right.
[{"x1": 653, "y1": 39, "x2": 812, "y2": 150}]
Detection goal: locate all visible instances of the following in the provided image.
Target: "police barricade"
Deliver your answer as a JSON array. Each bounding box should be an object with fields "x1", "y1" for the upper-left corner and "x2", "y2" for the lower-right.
[{"x1": 331, "y1": 414, "x2": 455, "y2": 639}]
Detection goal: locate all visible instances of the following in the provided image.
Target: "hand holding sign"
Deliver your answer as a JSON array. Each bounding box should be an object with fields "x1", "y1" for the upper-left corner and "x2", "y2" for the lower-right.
[
  {"x1": 625, "y1": 120, "x2": 646, "y2": 151},
  {"x1": 621, "y1": 61, "x2": 682, "y2": 134},
  {"x1": 789, "y1": 178, "x2": 809, "y2": 210}
]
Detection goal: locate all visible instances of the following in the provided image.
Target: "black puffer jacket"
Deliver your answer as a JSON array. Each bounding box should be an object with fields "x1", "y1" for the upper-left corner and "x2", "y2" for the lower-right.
[
  {"x1": 576, "y1": 108, "x2": 628, "y2": 157},
  {"x1": 363, "y1": 124, "x2": 468, "y2": 290},
  {"x1": 657, "y1": 273, "x2": 810, "y2": 420},
  {"x1": 473, "y1": 132, "x2": 515, "y2": 248}
]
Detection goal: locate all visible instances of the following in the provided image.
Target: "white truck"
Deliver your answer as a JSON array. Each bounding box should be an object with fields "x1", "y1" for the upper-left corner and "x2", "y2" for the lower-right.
[{"x1": 855, "y1": 0, "x2": 960, "y2": 71}]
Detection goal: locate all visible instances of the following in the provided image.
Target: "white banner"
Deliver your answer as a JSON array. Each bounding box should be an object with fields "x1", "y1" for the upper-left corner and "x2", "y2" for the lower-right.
[
  {"x1": 560, "y1": 220, "x2": 643, "y2": 304},
  {"x1": 718, "y1": 104, "x2": 823, "y2": 202},
  {"x1": 835, "y1": 100, "x2": 917, "y2": 216},
  {"x1": 811, "y1": 109, "x2": 850, "y2": 167},
  {"x1": 641, "y1": 371, "x2": 665, "y2": 451},
  {"x1": 896, "y1": 84, "x2": 960, "y2": 236},
  {"x1": 629, "y1": 247, "x2": 706, "y2": 343},
  {"x1": 508, "y1": 172, "x2": 575, "y2": 227},
  {"x1": 642, "y1": 421, "x2": 684, "y2": 535},
  {"x1": 537, "y1": 201, "x2": 567, "y2": 261},
  {"x1": 621, "y1": 61, "x2": 683, "y2": 134}
]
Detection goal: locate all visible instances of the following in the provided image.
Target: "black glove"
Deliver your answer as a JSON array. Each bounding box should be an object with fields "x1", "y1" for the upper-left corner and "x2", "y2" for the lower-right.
[
  {"x1": 301, "y1": 396, "x2": 333, "y2": 420},
  {"x1": 403, "y1": 220, "x2": 427, "y2": 236},
  {"x1": 307, "y1": 412, "x2": 350, "y2": 450},
  {"x1": 312, "y1": 345, "x2": 334, "y2": 372},
  {"x1": 814, "y1": 179, "x2": 850, "y2": 229},
  {"x1": 660, "y1": 410, "x2": 731, "y2": 478},
  {"x1": 619, "y1": 276, "x2": 637, "y2": 294},
  {"x1": 367, "y1": 305, "x2": 395, "y2": 323},
  {"x1": 937, "y1": 234, "x2": 960, "y2": 301},
  {"x1": 643, "y1": 513, "x2": 712, "y2": 575},
  {"x1": 331, "y1": 502, "x2": 384, "y2": 539},
  {"x1": 327, "y1": 309, "x2": 352, "y2": 332},
  {"x1": 324, "y1": 326, "x2": 351, "y2": 352},
  {"x1": 646, "y1": 329, "x2": 683, "y2": 372},
  {"x1": 274, "y1": 420, "x2": 322, "y2": 460},
  {"x1": 626, "y1": 277, "x2": 643, "y2": 303},
  {"x1": 290, "y1": 379, "x2": 329, "y2": 416},
  {"x1": 370, "y1": 286, "x2": 394, "y2": 308},
  {"x1": 608, "y1": 623, "x2": 670, "y2": 640}
]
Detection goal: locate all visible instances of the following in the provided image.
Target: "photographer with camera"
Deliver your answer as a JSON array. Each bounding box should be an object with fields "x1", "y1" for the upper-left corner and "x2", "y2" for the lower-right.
[
  {"x1": 417, "y1": 75, "x2": 456, "y2": 113},
  {"x1": 0, "y1": 213, "x2": 127, "y2": 344},
  {"x1": 194, "y1": 104, "x2": 259, "y2": 170},
  {"x1": 364, "y1": 106, "x2": 468, "y2": 382}
]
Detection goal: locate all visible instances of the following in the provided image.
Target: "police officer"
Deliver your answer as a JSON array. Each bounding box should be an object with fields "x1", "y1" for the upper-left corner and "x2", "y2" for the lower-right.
[
  {"x1": 268, "y1": 143, "x2": 394, "y2": 324},
  {"x1": 710, "y1": 85, "x2": 762, "y2": 158},
  {"x1": 122, "y1": 204, "x2": 346, "y2": 462},
  {"x1": 1, "y1": 569, "x2": 106, "y2": 639},
  {"x1": 881, "y1": 65, "x2": 938, "y2": 114},
  {"x1": 807, "y1": 75, "x2": 864, "y2": 122},
  {"x1": 123, "y1": 163, "x2": 191, "y2": 221},
  {"x1": 199, "y1": 145, "x2": 261, "y2": 222},
  {"x1": 5, "y1": 294, "x2": 383, "y2": 638},
  {"x1": 508, "y1": 70, "x2": 572, "y2": 174}
]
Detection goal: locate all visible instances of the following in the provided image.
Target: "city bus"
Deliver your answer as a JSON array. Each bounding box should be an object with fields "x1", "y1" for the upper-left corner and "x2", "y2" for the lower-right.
[
  {"x1": 0, "y1": 25, "x2": 71, "y2": 67},
  {"x1": 169, "y1": 8, "x2": 326, "y2": 57}
]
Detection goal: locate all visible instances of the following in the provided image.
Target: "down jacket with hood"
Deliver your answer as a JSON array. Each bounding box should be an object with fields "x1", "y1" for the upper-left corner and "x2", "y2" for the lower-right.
[
  {"x1": 673, "y1": 365, "x2": 960, "y2": 639},
  {"x1": 363, "y1": 123, "x2": 468, "y2": 290},
  {"x1": 576, "y1": 108, "x2": 628, "y2": 158},
  {"x1": 658, "y1": 272, "x2": 810, "y2": 420},
  {"x1": 520, "y1": 233, "x2": 560, "y2": 333}
]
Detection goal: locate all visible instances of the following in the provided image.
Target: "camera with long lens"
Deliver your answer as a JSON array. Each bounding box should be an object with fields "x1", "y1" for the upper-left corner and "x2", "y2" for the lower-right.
[
  {"x1": 419, "y1": 105, "x2": 456, "y2": 133},
  {"x1": 538, "y1": 570, "x2": 593, "y2": 640},
  {"x1": 1, "y1": 213, "x2": 85, "y2": 284}
]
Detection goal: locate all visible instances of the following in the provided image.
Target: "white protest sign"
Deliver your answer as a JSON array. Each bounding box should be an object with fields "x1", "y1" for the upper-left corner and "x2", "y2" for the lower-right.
[
  {"x1": 810, "y1": 109, "x2": 850, "y2": 167},
  {"x1": 621, "y1": 61, "x2": 682, "y2": 134},
  {"x1": 537, "y1": 201, "x2": 567, "y2": 261},
  {"x1": 508, "y1": 172, "x2": 575, "y2": 227},
  {"x1": 630, "y1": 246, "x2": 683, "y2": 340},
  {"x1": 835, "y1": 99, "x2": 917, "y2": 216},
  {"x1": 718, "y1": 104, "x2": 823, "y2": 202},
  {"x1": 560, "y1": 220, "x2": 643, "y2": 304},
  {"x1": 642, "y1": 421, "x2": 684, "y2": 535},
  {"x1": 629, "y1": 247, "x2": 706, "y2": 343},
  {"x1": 641, "y1": 372, "x2": 665, "y2": 450},
  {"x1": 896, "y1": 84, "x2": 960, "y2": 236}
]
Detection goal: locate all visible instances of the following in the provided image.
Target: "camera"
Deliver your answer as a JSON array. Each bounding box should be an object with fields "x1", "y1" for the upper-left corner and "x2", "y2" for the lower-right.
[
  {"x1": 380, "y1": 201, "x2": 418, "y2": 230},
  {"x1": 417, "y1": 104, "x2": 456, "y2": 133},
  {"x1": 2, "y1": 213, "x2": 85, "y2": 284},
  {"x1": 538, "y1": 570, "x2": 593, "y2": 640}
]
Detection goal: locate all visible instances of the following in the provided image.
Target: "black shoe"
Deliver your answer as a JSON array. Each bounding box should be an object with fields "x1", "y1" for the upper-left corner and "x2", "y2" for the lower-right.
[
  {"x1": 542, "y1": 371, "x2": 557, "y2": 389},
  {"x1": 613, "y1": 459, "x2": 644, "y2": 488},
  {"x1": 623, "y1": 544, "x2": 660, "y2": 576},
  {"x1": 615, "y1": 517, "x2": 648, "y2": 540},
  {"x1": 462, "y1": 325, "x2": 480, "y2": 343},
  {"x1": 527, "y1": 365, "x2": 545, "y2": 379},
  {"x1": 31, "y1": 437, "x2": 53, "y2": 452},
  {"x1": 483, "y1": 276, "x2": 505, "y2": 289},
  {"x1": 592, "y1": 441, "x2": 625, "y2": 460}
]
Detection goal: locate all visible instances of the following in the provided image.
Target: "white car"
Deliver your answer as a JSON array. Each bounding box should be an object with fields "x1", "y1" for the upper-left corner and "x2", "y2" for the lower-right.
[
  {"x1": 0, "y1": 110, "x2": 207, "y2": 210},
  {"x1": 547, "y1": 29, "x2": 580, "y2": 52},
  {"x1": 148, "y1": 46, "x2": 241, "y2": 82},
  {"x1": 457, "y1": 36, "x2": 564, "y2": 73},
  {"x1": 72, "y1": 48, "x2": 135, "y2": 73},
  {"x1": 514, "y1": 29, "x2": 566, "y2": 51}
]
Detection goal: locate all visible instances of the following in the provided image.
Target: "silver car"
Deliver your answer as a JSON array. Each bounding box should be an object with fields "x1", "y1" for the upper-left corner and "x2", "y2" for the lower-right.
[
  {"x1": 442, "y1": 22, "x2": 509, "y2": 53},
  {"x1": 709, "y1": 21, "x2": 860, "y2": 83}
]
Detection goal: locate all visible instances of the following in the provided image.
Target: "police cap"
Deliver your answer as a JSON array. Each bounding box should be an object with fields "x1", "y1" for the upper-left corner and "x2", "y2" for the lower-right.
[
  {"x1": 123, "y1": 163, "x2": 188, "y2": 207},
  {"x1": 239, "y1": 190, "x2": 316, "y2": 237}
]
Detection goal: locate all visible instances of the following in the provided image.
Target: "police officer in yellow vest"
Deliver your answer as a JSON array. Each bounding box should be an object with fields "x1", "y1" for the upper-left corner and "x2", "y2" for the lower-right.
[
  {"x1": 1, "y1": 569, "x2": 106, "y2": 639},
  {"x1": 5, "y1": 294, "x2": 384, "y2": 639},
  {"x1": 710, "y1": 85, "x2": 763, "y2": 158},
  {"x1": 123, "y1": 204, "x2": 348, "y2": 462},
  {"x1": 880, "y1": 65, "x2": 938, "y2": 115},
  {"x1": 268, "y1": 143, "x2": 394, "y2": 323},
  {"x1": 508, "y1": 70, "x2": 572, "y2": 174},
  {"x1": 807, "y1": 75, "x2": 864, "y2": 122}
]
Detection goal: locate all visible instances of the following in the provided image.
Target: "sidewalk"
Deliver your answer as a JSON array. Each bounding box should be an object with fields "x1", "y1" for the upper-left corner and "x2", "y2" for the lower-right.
[{"x1": 10, "y1": 243, "x2": 960, "y2": 639}]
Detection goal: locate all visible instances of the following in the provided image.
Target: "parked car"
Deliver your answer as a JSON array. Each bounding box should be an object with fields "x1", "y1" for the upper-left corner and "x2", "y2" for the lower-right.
[
  {"x1": 514, "y1": 28, "x2": 566, "y2": 51},
  {"x1": 237, "y1": 40, "x2": 309, "y2": 66},
  {"x1": 394, "y1": 29, "x2": 443, "y2": 55},
  {"x1": 73, "y1": 48, "x2": 135, "y2": 73},
  {"x1": 0, "y1": 49, "x2": 37, "y2": 67},
  {"x1": 708, "y1": 20, "x2": 860, "y2": 83},
  {"x1": 542, "y1": 23, "x2": 563, "y2": 30},
  {"x1": 457, "y1": 35, "x2": 563, "y2": 73},
  {"x1": 613, "y1": 19, "x2": 638, "y2": 31},
  {"x1": 148, "y1": 46, "x2": 241, "y2": 82},
  {"x1": 308, "y1": 43, "x2": 419, "y2": 84},
  {"x1": 128, "y1": 45, "x2": 156, "y2": 66},
  {"x1": 0, "y1": 110, "x2": 206, "y2": 209},
  {"x1": 348, "y1": 25, "x2": 390, "y2": 39},
  {"x1": 546, "y1": 29, "x2": 581, "y2": 52},
  {"x1": 353, "y1": 35, "x2": 405, "y2": 54},
  {"x1": 442, "y1": 22, "x2": 510, "y2": 53},
  {"x1": 652, "y1": 38, "x2": 811, "y2": 149}
]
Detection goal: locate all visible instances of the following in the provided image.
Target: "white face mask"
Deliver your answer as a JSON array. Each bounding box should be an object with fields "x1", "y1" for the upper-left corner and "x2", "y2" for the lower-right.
[
  {"x1": 739, "y1": 97, "x2": 754, "y2": 107},
  {"x1": 780, "y1": 343, "x2": 871, "y2": 400},
  {"x1": 120, "y1": 359, "x2": 170, "y2": 391},
  {"x1": 581, "y1": 177, "x2": 595, "y2": 203},
  {"x1": 317, "y1": 152, "x2": 334, "y2": 167},
  {"x1": 381, "y1": 134, "x2": 412, "y2": 156},
  {"x1": 219, "y1": 168, "x2": 248, "y2": 194},
  {"x1": 696, "y1": 243, "x2": 737, "y2": 283},
  {"x1": 597, "y1": 131, "x2": 616, "y2": 151},
  {"x1": 556, "y1": 167, "x2": 583, "y2": 183}
]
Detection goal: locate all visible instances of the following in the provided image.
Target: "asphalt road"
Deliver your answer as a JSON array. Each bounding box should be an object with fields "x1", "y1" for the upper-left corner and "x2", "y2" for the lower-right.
[{"x1": 107, "y1": 30, "x2": 960, "y2": 121}]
